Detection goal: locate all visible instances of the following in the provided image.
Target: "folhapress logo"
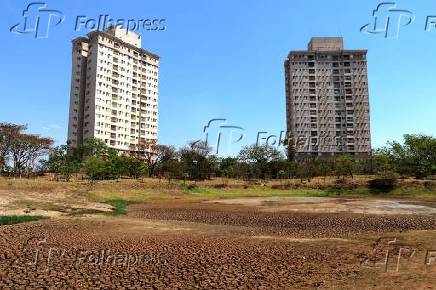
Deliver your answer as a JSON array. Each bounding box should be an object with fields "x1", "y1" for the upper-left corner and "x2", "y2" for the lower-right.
[
  {"x1": 360, "y1": 2, "x2": 415, "y2": 39},
  {"x1": 201, "y1": 119, "x2": 245, "y2": 155},
  {"x1": 10, "y1": 2, "x2": 64, "y2": 39}
]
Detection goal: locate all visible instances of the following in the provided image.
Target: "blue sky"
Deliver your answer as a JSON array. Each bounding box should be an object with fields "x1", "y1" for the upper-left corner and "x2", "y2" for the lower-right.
[{"x1": 1, "y1": 0, "x2": 436, "y2": 155}]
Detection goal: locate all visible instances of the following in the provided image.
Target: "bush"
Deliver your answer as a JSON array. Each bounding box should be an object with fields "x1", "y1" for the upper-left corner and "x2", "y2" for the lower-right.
[
  {"x1": 424, "y1": 181, "x2": 436, "y2": 190},
  {"x1": 328, "y1": 178, "x2": 358, "y2": 191},
  {"x1": 368, "y1": 173, "x2": 398, "y2": 192},
  {"x1": 83, "y1": 156, "x2": 114, "y2": 180},
  {"x1": 179, "y1": 183, "x2": 199, "y2": 191}
]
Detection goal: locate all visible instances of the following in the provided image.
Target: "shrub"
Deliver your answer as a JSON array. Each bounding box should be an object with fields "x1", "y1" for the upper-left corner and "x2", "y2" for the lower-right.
[
  {"x1": 423, "y1": 181, "x2": 436, "y2": 190},
  {"x1": 328, "y1": 178, "x2": 358, "y2": 191},
  {"x1": 368, "y1": 172, "x2": 398, "y2": 192},
  {"x1": 83, "y1": 156, "x2": 114, "y2": 180},
  {"x1": 179, "y1": 183, "x2": 199, "y2": 191}
]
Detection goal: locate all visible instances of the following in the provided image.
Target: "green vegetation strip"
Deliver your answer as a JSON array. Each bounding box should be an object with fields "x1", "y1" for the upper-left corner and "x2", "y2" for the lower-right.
[
  {"x1": 179, "y1": 183, "x2": 203, "y2": 193},
  {"x1": 105, "y1": 199, "x2": 129, "y2": 216},
  {"x1": 0, "y1": 215, "x2": 48, "y2": 225}
]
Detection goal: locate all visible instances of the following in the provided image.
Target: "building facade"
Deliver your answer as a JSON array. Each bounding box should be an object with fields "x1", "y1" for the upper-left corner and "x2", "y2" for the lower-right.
[
  {"x1": 284, "y1": 37, "x2": 371, "y2": 159},
  {"x1": 67, "y1": 26, "x2": 159, "y2": 153}
]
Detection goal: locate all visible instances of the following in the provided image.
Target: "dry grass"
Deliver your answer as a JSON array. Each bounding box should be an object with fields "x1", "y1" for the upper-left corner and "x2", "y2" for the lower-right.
[{"x1": 1, "y1": 176, "x2": 436, "y2": 204}]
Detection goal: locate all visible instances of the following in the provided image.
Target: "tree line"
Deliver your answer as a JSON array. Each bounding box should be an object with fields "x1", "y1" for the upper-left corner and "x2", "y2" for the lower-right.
[{"x1": 1, "y1": 122, "x2": 436, "y2": 181}]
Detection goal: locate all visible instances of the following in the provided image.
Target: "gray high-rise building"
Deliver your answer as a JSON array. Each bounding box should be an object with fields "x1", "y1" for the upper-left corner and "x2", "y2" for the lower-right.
[{"x1": 284, "y1": 37, "x2": 371, "y2": 159}]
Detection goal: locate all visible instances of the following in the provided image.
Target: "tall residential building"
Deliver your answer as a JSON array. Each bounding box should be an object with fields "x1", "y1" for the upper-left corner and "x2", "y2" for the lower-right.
[
  {"x1": 67, "y1": 26, "x2": 159, "y2": 152},
  {"x1": 284, "y1": 37, "x2": 371, "y2": 159}
]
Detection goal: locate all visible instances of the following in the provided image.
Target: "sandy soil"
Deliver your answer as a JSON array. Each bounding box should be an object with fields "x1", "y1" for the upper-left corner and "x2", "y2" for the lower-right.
[{"x1": 0, "y1": 189, "x2": 112, "y2": 217}]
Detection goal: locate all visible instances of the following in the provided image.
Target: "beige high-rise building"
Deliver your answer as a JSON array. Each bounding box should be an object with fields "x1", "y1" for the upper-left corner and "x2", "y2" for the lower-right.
[
  {"x1": 67, "y1": 26, "x2": 159, "y2": 152},
  {"x1": 284, "y1": 37, "x2": 371, "y2": 159}
]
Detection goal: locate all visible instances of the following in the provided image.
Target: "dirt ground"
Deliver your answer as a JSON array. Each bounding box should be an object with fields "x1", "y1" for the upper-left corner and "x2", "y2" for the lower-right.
[
  {"x1": 1, "y1": 197, "x2": 436, "y2": 289},
  {"x1": 0, "y1": 188, "x2": 112, "y2": 217},
  {"x1": 205, "y1": 197, "x2": 436, "y2": 215}
]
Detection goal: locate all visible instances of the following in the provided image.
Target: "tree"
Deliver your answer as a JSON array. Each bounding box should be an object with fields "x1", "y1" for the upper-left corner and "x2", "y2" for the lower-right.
[
  {"x1": 238, "y1": 144, "x2": 284, "y2": 179},
  {"x1": 277, "y1": 170, "x2": 287, "y2": 180},
  {"x1": 131, "y1": 140, "x2": 177, "y2": 177},
  {"x1": 269, "y1": 159, "x2": 290, "y2": 179},
  {"x1": 72, "y1": 138, "x2": 116, "y2": 162},
  {"x1": 9, "y1": 133, "x2": 53, "y2": 177},
  {"x1": 286, "y1": 161, "x2": 297, "y2": 179},
  {"x1": 111, "y1": 155, "x2": 130, "y2": 179},
  {"x1": 296, "y1": 159, "x2": 316, "y2": 183},
  {"x1": 379, "y1": 134, "x2": 436, "y2": 179},
  {"x1": 0, "y1": 123, "x2": 27, "y2": 175},
  {"x1": 220, "y1": 157, "x2": 239, "y2": 179},
  {"x1": 207, "y1": 155, "x2": 220, "y2": 179},
  {"x1": 26, "y1": 136, "x2": 54, "y2": 176},
  {"x1": 70, "y1": 138, "x2": 127, "y2": 181},
  {"x1": 83, "y1": 156, "x2": 113, "y2": 181},
  {"x1": 155, "y1": 145, "x2": 179, "y2": 178},
  {"x1": 335, "y1": 156, "x2": 356, "y2": 180},
  {"x1": 315, "y1": 158, "x2": 334, "y2": 182},
  {"x1": 159, "y1": 159, "x2": 182, "y2": 180},
  {"x1": 46, "y1": 145, "x2": 80, "y2": 181},
  {"x1": 0, "y1": 156, "x2": 5, "y2": 173},
  {"x1": 179, "y1": 141, "x2": 212, "y2": 180},
  {"x1": 124, "y1": 156, "x2": 148, "y2": 179},
  {"x1": 372, "y1": 148, "x2": 394, "y2": 175},
  {"x1": 398, "y1": 134, "x2": 436, "y2": 178},
  {"x1": 0, "y1": 123, "x2": 54, "y2": 177}
]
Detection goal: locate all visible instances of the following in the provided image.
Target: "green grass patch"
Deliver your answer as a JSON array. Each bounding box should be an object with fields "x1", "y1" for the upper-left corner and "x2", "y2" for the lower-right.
[
  {"x1": 0, "y1": 215, "x2": 48, "y2": 225},
  {"x1": 87, "y1": 189, "x2": 180, "y2": 203},
  {"x1": 179, "y1": 183, "x2": 204, "y2": 193},
  {"x1": 105, "y1": 199, "x2": 129, "y2": 216}
]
